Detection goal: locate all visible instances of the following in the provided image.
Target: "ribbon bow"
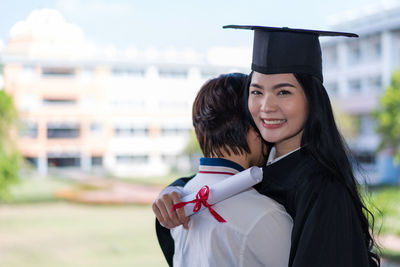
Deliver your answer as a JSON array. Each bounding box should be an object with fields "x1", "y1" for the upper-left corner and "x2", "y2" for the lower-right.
[{"x1": 172, "y1": 185, "x2": 226, "y2": 223}]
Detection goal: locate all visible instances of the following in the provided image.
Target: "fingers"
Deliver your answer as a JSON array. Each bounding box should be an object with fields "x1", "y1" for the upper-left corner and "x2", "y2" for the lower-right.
[
  {"x1": 161, "y1": 192, "x2": 181, "y2": 227},
  {"x1": 152, "y1": 201, "x2": 164, "y2": 224},
  {"x1": 183, "y1": 217, "x2": 190, "y2": 230},
  {"x1": 152, "y1": 190, "x2": 188, "y2": 229},
  {"x1": 170, "y1": 191, "x2": 187, "y2": 225}
]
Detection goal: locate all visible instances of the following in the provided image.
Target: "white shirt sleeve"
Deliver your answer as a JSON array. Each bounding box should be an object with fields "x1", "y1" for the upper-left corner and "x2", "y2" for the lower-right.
[{"x1": 241, "y1": 208, "x2": 293, "y2": 267}]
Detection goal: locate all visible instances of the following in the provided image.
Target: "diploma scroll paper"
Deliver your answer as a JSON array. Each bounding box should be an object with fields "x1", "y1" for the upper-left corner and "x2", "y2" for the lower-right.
[{"x1": 181, "y1": 167, "x2": 263, "y2": 216}]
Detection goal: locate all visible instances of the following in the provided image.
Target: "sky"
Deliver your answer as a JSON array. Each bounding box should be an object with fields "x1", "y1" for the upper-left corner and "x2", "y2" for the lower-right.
[{"x1": 0, "y1": 0, "x2": 394, "y2": 52}]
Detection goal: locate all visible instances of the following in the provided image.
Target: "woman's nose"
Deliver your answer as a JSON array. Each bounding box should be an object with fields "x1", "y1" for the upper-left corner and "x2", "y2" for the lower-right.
[{"x1": 260, "y1": 95, "x2": 277, "y2": 112}]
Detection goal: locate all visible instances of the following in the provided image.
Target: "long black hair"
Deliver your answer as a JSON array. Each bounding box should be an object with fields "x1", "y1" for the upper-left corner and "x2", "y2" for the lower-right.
[
  {"x1": 295, "y1": 73, "x2": 380, "y2": 266},
  {"x1": 245, "y1": 71, "x2": 380, "y2": 266}
]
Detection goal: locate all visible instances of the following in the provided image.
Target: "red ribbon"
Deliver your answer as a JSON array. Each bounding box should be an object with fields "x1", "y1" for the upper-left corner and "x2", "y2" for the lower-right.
[{"x1": 172, "y1": 185, "x2": 226, "y2": 223}]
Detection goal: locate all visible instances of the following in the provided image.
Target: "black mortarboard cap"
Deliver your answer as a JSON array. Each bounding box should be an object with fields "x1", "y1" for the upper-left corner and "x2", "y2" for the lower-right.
[{"x1": 223, "y1": 25, "x2": 358, "y2": 82}]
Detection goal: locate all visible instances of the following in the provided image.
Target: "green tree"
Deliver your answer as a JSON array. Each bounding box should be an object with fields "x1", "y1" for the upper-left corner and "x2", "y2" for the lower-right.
[
  {"x1": 372, "y1": 70, "x2": 400, "y2": 163},
  {"x1": 183, "y1": 129, "x2": 202, "y2": 171},
  {"x1": 183, "y1": 129, "x2": 201, "y2": 156},
  {"x1": 0, "y1": 89, "x2": 20, "y2": 200}
]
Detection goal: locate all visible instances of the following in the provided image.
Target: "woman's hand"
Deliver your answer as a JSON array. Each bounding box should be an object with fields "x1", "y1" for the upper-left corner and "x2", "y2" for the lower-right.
[{"x1": 152, "y1": 187, "x2": 190, "y2": 229}]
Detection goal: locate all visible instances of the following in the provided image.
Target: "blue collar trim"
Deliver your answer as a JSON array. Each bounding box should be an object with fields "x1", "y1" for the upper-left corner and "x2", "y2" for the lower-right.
[{"x1": 199, "y1": 158, "x2": 245, "y2": 172}]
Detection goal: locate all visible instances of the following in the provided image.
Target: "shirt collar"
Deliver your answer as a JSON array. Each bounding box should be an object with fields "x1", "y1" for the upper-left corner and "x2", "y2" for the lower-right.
[{"x1": 199, "y1": 157, "x2": 245, "y2": 176}]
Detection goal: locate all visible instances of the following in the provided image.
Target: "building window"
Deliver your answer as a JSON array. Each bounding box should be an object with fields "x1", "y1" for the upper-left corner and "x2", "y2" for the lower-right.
[
  {"x1": 159, "y1": 69, "x2": 188, "y2": 79},
  {"x1": 25, "y1": 157, "x2": 38, "y2": 168},
  {"x1": 325, "y1": 82, "x2": 339, "y2": 95},
  {"x1": 20, "y1": 121, "x2": 38, "y2": 138},
  {"x1": 90, "y1": 123, "x2": 103, "y2": 135},
  {"x1": 348, "y1": 42, "x2": 361, "y2": 64},
  {"x1": 359, "y1": 115, "x2": 376, "y2": 136},
  {"x1": 91, "y1": 156, "x2": 103, "y2": 166},
  {"x1": 47, "y1": 123, "x2": 80, "y2": 139},
  {"x1": 42, "y1": 67, "x2": 75, "y2": 77},
  {"x1": 112, "y1": 68, "x2": 145, "y2": 77},
  {"x1": 43, "y1": 98, "x2": 77, "y2": 105},
  {"x1": 373, "y1": 42, "x2": 381, "y2": 58},
  {"x1": 162, "y1": 154, "x2": 177, "y2": 164},
  {"x1": 367, "y1": 76, "x2": 382, "y2": 92},
  {"x1": 161, "y1": 128, "x2": 188, "y2": 136},
  {"x1": 114, "y1": 127, "x2": 148, "y2": 137},
  {"x1": 23, "y1": 65, "x2": 35, "y2": 76},
  {"x1": 354, "y1": 151, "x2": 375, "y2": 165},
  {"x1": 322, "y1": 45, "x2": 338, "y2": 68},
  {"x1": 81, "y1": 67, "x2": 93, "y2": 77},
  {"x1": 47, "y1": 152, "x2": 81, "y2": 167},
  {"x1": 115, "y1": 155, "x2": 148, "y2": 164},
  {"x1": 201, "y1": 70, "x2": 218, "y2": 79},
  {"x1": 348, "y1": 79, "x2": 361, "y2": 93},
  {"x1": 366, "y1": 34, "x2": 382, "y2": 61}
]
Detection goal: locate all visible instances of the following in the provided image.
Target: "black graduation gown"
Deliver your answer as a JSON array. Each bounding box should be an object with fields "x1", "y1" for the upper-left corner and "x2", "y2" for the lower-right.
[
  {"x1": 155, "y1": 149, "x2": 375, "y2": 267},
  {"x1": 254, "y1": 148, "x2": 374, "y2": 267}
]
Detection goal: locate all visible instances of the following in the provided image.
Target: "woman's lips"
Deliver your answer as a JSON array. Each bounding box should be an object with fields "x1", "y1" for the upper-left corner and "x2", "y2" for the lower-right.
[{"x1": 261, "y1": 119, "x2": 287, "y2": 129}]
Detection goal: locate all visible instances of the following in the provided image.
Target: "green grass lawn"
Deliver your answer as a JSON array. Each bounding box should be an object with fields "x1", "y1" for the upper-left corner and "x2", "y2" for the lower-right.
[
  {"x1": 1, "y1": 176, "x2": 399, "y2": 266},
  {"x1": 0, "y1": 202, "x2": 167, "y2": 267}
]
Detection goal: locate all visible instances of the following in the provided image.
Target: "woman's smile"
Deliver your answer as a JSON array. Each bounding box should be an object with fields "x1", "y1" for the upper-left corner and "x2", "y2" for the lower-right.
[{"x1": 261, "y1": 118, "x2": 287, "y2": 129}]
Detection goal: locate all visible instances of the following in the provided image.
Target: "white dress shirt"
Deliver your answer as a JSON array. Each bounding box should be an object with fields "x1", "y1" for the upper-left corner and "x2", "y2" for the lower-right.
[{"x1": 171, "y1": 158, "x2": 293, "y2": 267}]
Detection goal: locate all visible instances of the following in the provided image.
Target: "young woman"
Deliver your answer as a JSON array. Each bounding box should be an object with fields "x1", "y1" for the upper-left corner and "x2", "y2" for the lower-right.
[
  {"x1": 235, "y1": 25, "x2": 380, "y2": 266},
  {"x1": 247, "y1": 71, "x2": 379, "y2": 267}
]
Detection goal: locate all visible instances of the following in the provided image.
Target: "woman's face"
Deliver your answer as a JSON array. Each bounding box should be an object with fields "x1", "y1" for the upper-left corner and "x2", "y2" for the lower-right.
[{"x1": 248, "y1": 72, "x2": 308, "y2": 154}]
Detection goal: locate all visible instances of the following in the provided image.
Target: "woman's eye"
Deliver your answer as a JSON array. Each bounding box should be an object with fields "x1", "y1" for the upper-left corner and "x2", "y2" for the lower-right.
[
  {"x1": 278, "y1": 90, "x2": 291, "y2": 95},
  {"x1": 251, "y1": 90, "x2": 262, "y2": 95}
]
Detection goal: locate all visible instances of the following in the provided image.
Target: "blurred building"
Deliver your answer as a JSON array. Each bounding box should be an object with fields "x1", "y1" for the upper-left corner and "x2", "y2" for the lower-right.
[
  {"x1": 0, "y1": 9, "x2": 249, "y2": 177},
  {"x1": 321, "y1": 2, "x2": 400, "y2": 183}
]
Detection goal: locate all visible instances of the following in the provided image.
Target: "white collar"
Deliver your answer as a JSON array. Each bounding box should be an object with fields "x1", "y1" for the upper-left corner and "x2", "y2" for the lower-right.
[{"x1": 266, "y1": 146, "x2": 301, "y2": 166}]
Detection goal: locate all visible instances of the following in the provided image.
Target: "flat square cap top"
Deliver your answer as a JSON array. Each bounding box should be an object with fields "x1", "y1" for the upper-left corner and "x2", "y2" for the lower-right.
[{"x1": 223, "y1": 25, "x2": 358, "y2": 82}]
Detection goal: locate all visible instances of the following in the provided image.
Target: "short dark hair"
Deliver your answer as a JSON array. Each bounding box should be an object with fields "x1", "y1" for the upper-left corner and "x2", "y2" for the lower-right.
[{"x1": 192, "y1": 73, "x2": 251, "y2": 157}]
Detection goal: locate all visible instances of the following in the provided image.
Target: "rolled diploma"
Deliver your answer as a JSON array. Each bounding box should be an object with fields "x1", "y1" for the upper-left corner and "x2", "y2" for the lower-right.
[{"x1": 180, "y1": 166, "x2": 263, "y2": 216}]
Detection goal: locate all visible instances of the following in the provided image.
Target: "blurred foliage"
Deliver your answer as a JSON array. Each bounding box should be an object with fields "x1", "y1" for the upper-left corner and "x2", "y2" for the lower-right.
[
  {"x1": 363, "y1": 186, "x2": 400, "y2": 236},
  {"x1": 4, "y1": 177, "x2": 74, "y2": 204},
  {"x1": 0, "y1": 90, "x2": 20, "y2": 201},
  {"x1": 372, "y1": 70, "x2": 400, "y2": 163},
  {"x1": 182, "y1": 128, "x2": 202, "y2": 171},
  {"x1": 183, "y1": 128, "x2": 201, "y2": 156},
  {"x1": 334, "y1": 111, "x2": 361, "y2": 140}
]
